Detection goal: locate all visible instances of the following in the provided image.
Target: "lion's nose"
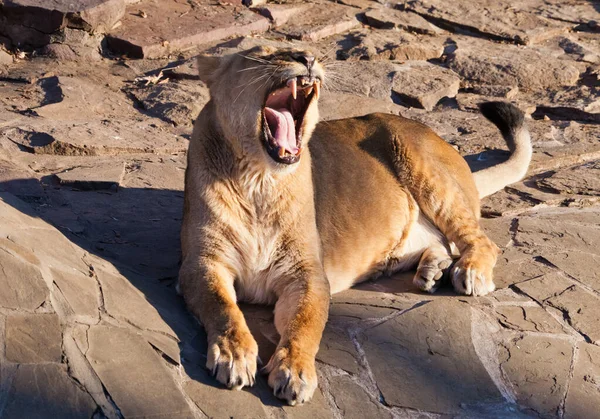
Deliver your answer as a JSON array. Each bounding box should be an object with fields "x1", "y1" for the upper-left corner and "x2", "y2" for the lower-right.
[{"x1": 292, "y1": 53, "x2": 315, "y2": 70}]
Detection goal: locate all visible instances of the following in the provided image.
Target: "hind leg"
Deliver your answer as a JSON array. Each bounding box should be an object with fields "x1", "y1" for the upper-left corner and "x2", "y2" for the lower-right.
[{"x1": 413, "y1": 244, "x2": 454, "y2": 293}]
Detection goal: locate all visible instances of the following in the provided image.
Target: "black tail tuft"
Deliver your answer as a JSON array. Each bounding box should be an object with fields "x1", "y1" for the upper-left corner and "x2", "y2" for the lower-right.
[{"x1": 478, "y1": 101, "x2": 524, "y2": 140}]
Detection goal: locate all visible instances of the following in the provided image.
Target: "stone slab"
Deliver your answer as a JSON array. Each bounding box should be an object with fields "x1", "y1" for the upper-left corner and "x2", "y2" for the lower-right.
[
  {"x1": 499, "y1": 335, "x2": 572, "y2": 417},
  {"x1": 364, "y1": 7, "x2": 443, "y2": 35},
  {"x1": 0, "y1": 246, "x2": 48, "y2": 310},
  {"x1": 106, "y1": 0, "x2": 271, "y2": 58},
  {"x1": 5, "y1": 313, "x2": 62, "y2": 363},
  {"x1": 254, "y1": 3, "x2": 308, "y2": 27},
  {"x1": 128, "y1": 80, "x2": 210, "y2": 127},
  {"x1": 2, "y1": 364, "x2": 96, "y2": 419},
  {"x1": 495, "y1": 306, "x2": 565, "y2": 334},
  {"x1": 537, "y1": 161, "x2": 600, "y2": 196},
  {"x1": 514, "y1": 272, "x2": 575, "y2": 303},
  {"x1": 97, "y1": 269, "x2": 175, "y2": 337},
  {"x1": 56, "y1": 161, "x2": 125, "y2": 191},
  {"x1": 338, "y1": 30, "x2": 444, "y2": 61},
  {"x1": 329, "y1": 375, "x2": 392, "y2": 419},
  {"x1": 86, "y1": 325, "x2": 193, "y2": 418},
  {"x1": 564, "y1": 342, "x2": 600, "y2": 419},
  {"x1": 404, "y1": 0, "x2": 570, "y2": 45},
  {"x1": 447, "y1": 38, "x2": 582, "y2": 92},
  {"x1": 391, "y1": 61, "x2": 460, "y2": 110},
  {"x1": 546, "y1": 286, "x2": 600, "y2": 343},
  {"x1": 51, "y1": 267, "x2": 100, "y2": 323},
  {"x1": 319, "y1": 91, "x2": 404, "y2": 121},
  {"x1": 360, "y1": 300, "x2": 504, "y2": 413},
  {"x1": 276, "y1": 2, "x2": 360, "y2": 42},
  {"x1": 542, "y1": 251, "x2": 600, "y2": 291}
]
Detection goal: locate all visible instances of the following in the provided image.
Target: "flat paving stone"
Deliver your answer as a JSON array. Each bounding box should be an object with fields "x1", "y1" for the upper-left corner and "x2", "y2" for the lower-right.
[
  {"x1": 364, "y1": 7, "x2": 443, "y2": 35},
  {"x1": 499, "y1": 335, "x2": 572, "y2": 417},
  {"x1": 2, "y1": 364, "x2": 96, "y2": 419},
  {"x1": 56, "y1": 161, "x2": 125, "y2": 191},
  {"x1": 5, "y1": 313, "x2": 62, "y2": 363},
  {"x1": 0, "y1": 245, "x2": 48, "y2": 310},
  {"x1": 86, "y1": 324, "x2": 193, "y2": 418},
  {"x1": 546, "y1": 286, "x2": 600, "y2": 344},
  {"x1": 329, "y1": 375, "x2": 392, "y2": 419},
  {"x1": 447, "y1": 37, "x2": 582, "y2": 92},
  {"x1": 359, "y1": 299, "x2": 504, "y2": 413},
  {"x1": 106, "y1": 0, "x2": 271, "y2": 58},
  {"x1": 51, "y1": 267, "x2": 100, "y2": 323},
  {"x1": 537, "y1": 161, "x2": 600, "y2": 196},
  {"x1": 514, "y1": 272, "x2": 575, "y2": 303},
  {"x1": 495, "y1": 306, "x2": 566, "y2": 334},
  {"x1": 564, "y1": 342, "x2": 600, "y2": 419},
  {"x1": 404, "y1": 0, "x2": 570, "y2": 45}
]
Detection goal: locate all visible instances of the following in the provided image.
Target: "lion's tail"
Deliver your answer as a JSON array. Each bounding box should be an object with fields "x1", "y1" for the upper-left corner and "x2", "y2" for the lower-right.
[{"x1": 473, "y1": 102, "x2": 532, "y2": 199}]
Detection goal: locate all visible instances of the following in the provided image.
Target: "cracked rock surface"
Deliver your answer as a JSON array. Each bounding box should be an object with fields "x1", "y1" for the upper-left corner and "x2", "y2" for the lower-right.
[{"x1": 1, "y1": 0, "x2": 599, "y2": 418}]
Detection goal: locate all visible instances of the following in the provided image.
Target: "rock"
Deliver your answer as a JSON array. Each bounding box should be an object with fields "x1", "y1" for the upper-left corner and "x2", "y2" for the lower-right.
[
  {"x1": 325, "y1": 60, "x2": 397, "y2": 101},
  {"x1": 0, "y1": 245, "x2": 48, "y2": 310},
  {"x1": 364, "y1": 7, "x2": 443, "y2": 35},
  {"x1": 514, "y1": 273, "x2": 575, "y2": 303},
  {"x1": 128, "y1": 80, "x2": 210, "y2": 126},
  {"x1": 391, "y1": 61, "x2": 460, "y2": 110},
  {"x1": 40, "y1": 44, "x2": 79, "y2": 61},
  {"x1": 564, "y1": 343, "x2": 600, "y2": 419},
  {"x1": 338, "y1": 30, "x2": 444, "y2": 61},
  {"x1": 447, "y1": 38, "x2": 582, "y2": 92},
  {"x1": 531, "y1": 86, "x2": 600, "y2": 123},
  {"x1": 542, "y1": 251, "x2": 600, "y2": 292},
  {"x1": 254, "y1": 3, "x2": 308, "y2": 27},
  {"x1": 359, "y1": 300, "x2": 504, "y2": 413},
  {"x1": 515, "y1": 215, "x2": 600, "y2": 254},
  {"x1": 5, "y1": 313, "x2": 62, "y2": 363},
  {"x1": 86, "y1": 325, "x2": 193, "y2": 418},
  {"x1": 319, "y1": 91, "x2": 404, "y2": 121},
  {"x1": 55, "y1": 161, "x2": 125, "y2": 191},
  {"x1": 51, "y1": 267, "x2": 100, "y2": 323},
  {"x1": 281, "y1": 387, "x2": 333, "y2": 419},
  {"x1": 97, "y1": 269, "x2": 175, "y2": 337},
  {"x1": 404, "y1": 0, "x2": 569, "y2": 45},
  {"x1": 0, "y1": 48, "x2": 13, "y2": 65},
  {"x1": 499, "y1": 335, "x2": 572, "y2": 417},
  {"x1": 106, "y1": 0, "x2": 270, "y2": 58},
  {"x1": 316, "y1": 326, "x2": 360, "y2": 374},
  {"x1": 277, "y1": 2, "x2": 360, "y2": 42},
  {"x1": 558, "y1": 37, "x2": 600, "y2": 64},
  {"x1": 0, "y1": 0, "x2": 125, "y2": 48},
  {"x1": 546, "y1": 286, "x2": 600, "y2": 343},
  {"x1": 2, "y1": 119, "x2": 188, "y2": 156},
  {"x1": 495, "y1": 306, "x2": 565, "y2": 333},
  {"x1": 493, "y1": 250, "x2": 556, "y2": 290},
  {"x1": 2, "y1": 364, "x2": 96, "y2": 419},
  {"x1": 329, "y1": 375, "x2": 392, "y2": 419}
]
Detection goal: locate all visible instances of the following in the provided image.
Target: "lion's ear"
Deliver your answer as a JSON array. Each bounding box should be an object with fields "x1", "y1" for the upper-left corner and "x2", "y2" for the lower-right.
[{"x1": 196, "y1": 55, "x2": 220, "y2": 86}]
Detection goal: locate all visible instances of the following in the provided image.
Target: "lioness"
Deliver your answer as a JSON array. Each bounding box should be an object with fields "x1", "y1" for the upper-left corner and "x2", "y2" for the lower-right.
[{"x1": 178, "y1": 46, "x2": 531, "y2": 405}]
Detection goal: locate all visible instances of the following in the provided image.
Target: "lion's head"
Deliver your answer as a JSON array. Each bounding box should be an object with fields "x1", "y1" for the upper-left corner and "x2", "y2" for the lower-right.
[{"x1": 196, "y1": 46, "x2": 324, "y2": 169}]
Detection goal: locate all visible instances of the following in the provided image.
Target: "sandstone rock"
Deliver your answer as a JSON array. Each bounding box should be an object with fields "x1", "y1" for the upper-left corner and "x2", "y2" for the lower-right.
[
  {"x1": 106, "y1": 0, "x2": 270, "y2": 58},
  {"x1": 447, "y1": 38, "x2": 582, "y2": 92},
  {"x1": 564, "y1": 343, "x2": 600, "y2": 419},
  {"x1": 0, "y1": 48, "x2": 13, "y2": 65},
  {"x1": 338, "y1": 30, "x2": 444, "y2": 61},
  {"x1": 128, "y1": 80, "x2": 210, "y2": 126},
  {"x1": 51, "y1": 267, "x2": 100, "y2": 323},
  {"x1": 495, "y1": 306, "x2": 565, "y2": 334},
  {"x1": 542, "y1": 251, "x2": 600, "y2": 291},
  {"x1": 529, "y1": 86, "x2": 600, "y2": 123},
  {"x1": 493, "y1": 251, "x2": 556, "y2": 290},
  {"x1": 121, "y1": 160, "x2": 186, "y2": 190},
  {"x1": 359, "y1": 300, "x2": 504, "y2": 413},
  {"x1": 514, "y1": 273, "x2": 575, "y2": 303},
  {"x1": 254, "y1": 3, "x2": 308, "y2": 27},
  {"x1": 330, "y1": 375, "x2": 392, "y2": 419},
  {"x1": 499, "y1": 335, "x2": 572, "y2": 417},
  {"x1": 0, "y1": 246, "x2": 48, "y2": 310},
  {"x1": 391, "y1": 61, "x2": 460, "y2": 110},
  {"x1": 316, "y1": 326, "x2": 360, "y2": 374},
  {"x1": 277, "y1": 2, "x2": 360, "y2": 42},
  {"x1": 55, "y1": 161, "x2": 125, "y2": 191},
  {"x1": 537, "y1": 161, "x2": 600, "y2": 196},
  {"x1": 2, "y1": 119, "x2": 188, "y2": 156},
  {"x1": 364, "y1": 7, "x2": 443, "y2": 35},
  {"x1": 2, "y1": 364, "x2": 96, "y2": 419},
  {"x1": 319, "y1": 91, "x2": 404, "y2": 121},
  {"x1": 325, "y1": 60, "x2": 397, "y2": 100},
  {"x1": 97, "y1": 269, "x2": 175, "y2": 336},
  {"x1": 558, "y1": 37, "x2": 600, "y2": 64},
  {"x1": 546, "y1": 286, "x2": 600, "y2": 343},
  {"x1": 515, "y1": 215, "x2": 600, "y2": 254},
  {"x1": 5, "y1": 313, "x2": 62, "y2": 363},
  {"x1": 281, "y1": 387, "x2": 333, "y2": 419},
  {"x1": 1, "y1": 0, "x2": 125, "y2": 48},
  {"x1": 86, "y1": 325, "x2": 193, "y2": 418},
  {"x1": 404, "y1": 0, "x2": 569, "y2": 45}
]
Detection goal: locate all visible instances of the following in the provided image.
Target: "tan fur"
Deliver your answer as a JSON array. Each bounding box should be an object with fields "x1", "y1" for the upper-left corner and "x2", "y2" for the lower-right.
[{"x1": 179, "y1": 46, "x2": 531, "y2": 405}]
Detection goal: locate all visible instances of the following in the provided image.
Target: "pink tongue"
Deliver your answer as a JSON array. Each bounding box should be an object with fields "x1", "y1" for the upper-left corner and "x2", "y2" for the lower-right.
[{"x1": 264, "y1": 107, "x2": 298, "y2": 154}]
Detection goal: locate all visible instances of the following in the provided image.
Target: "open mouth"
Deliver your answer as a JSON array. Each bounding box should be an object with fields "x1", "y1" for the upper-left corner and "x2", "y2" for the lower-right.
[{"x1": 262, "y1": 76, "x2": 320, "y2": 165}]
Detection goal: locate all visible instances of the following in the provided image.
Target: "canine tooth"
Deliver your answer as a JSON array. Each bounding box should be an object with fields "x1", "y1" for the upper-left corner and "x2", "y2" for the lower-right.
[
  {"x1": 287, "y1": 78, "x2": 297, "y2": 100},
  {"x1": 314, "y1": 81, "x2": 320, "y2": 100},
  {"x1": 304, "y1": 86, "x2": 313, "y2": 98},
  {"x1": 278, "y1": 146, "x2": 286, "y2": 158}
]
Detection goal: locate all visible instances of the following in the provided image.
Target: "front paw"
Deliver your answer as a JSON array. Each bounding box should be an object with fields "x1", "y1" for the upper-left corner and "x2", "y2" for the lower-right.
[
  {"x1": 207, "y1": 328, "x2": 258, "y2": 390},
  {"x1": 264, "y1": 347, "x2": 318, "y2": 406},
  {"x1": 451, "y1": 253, "x2": 495, "y2": 296}
]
